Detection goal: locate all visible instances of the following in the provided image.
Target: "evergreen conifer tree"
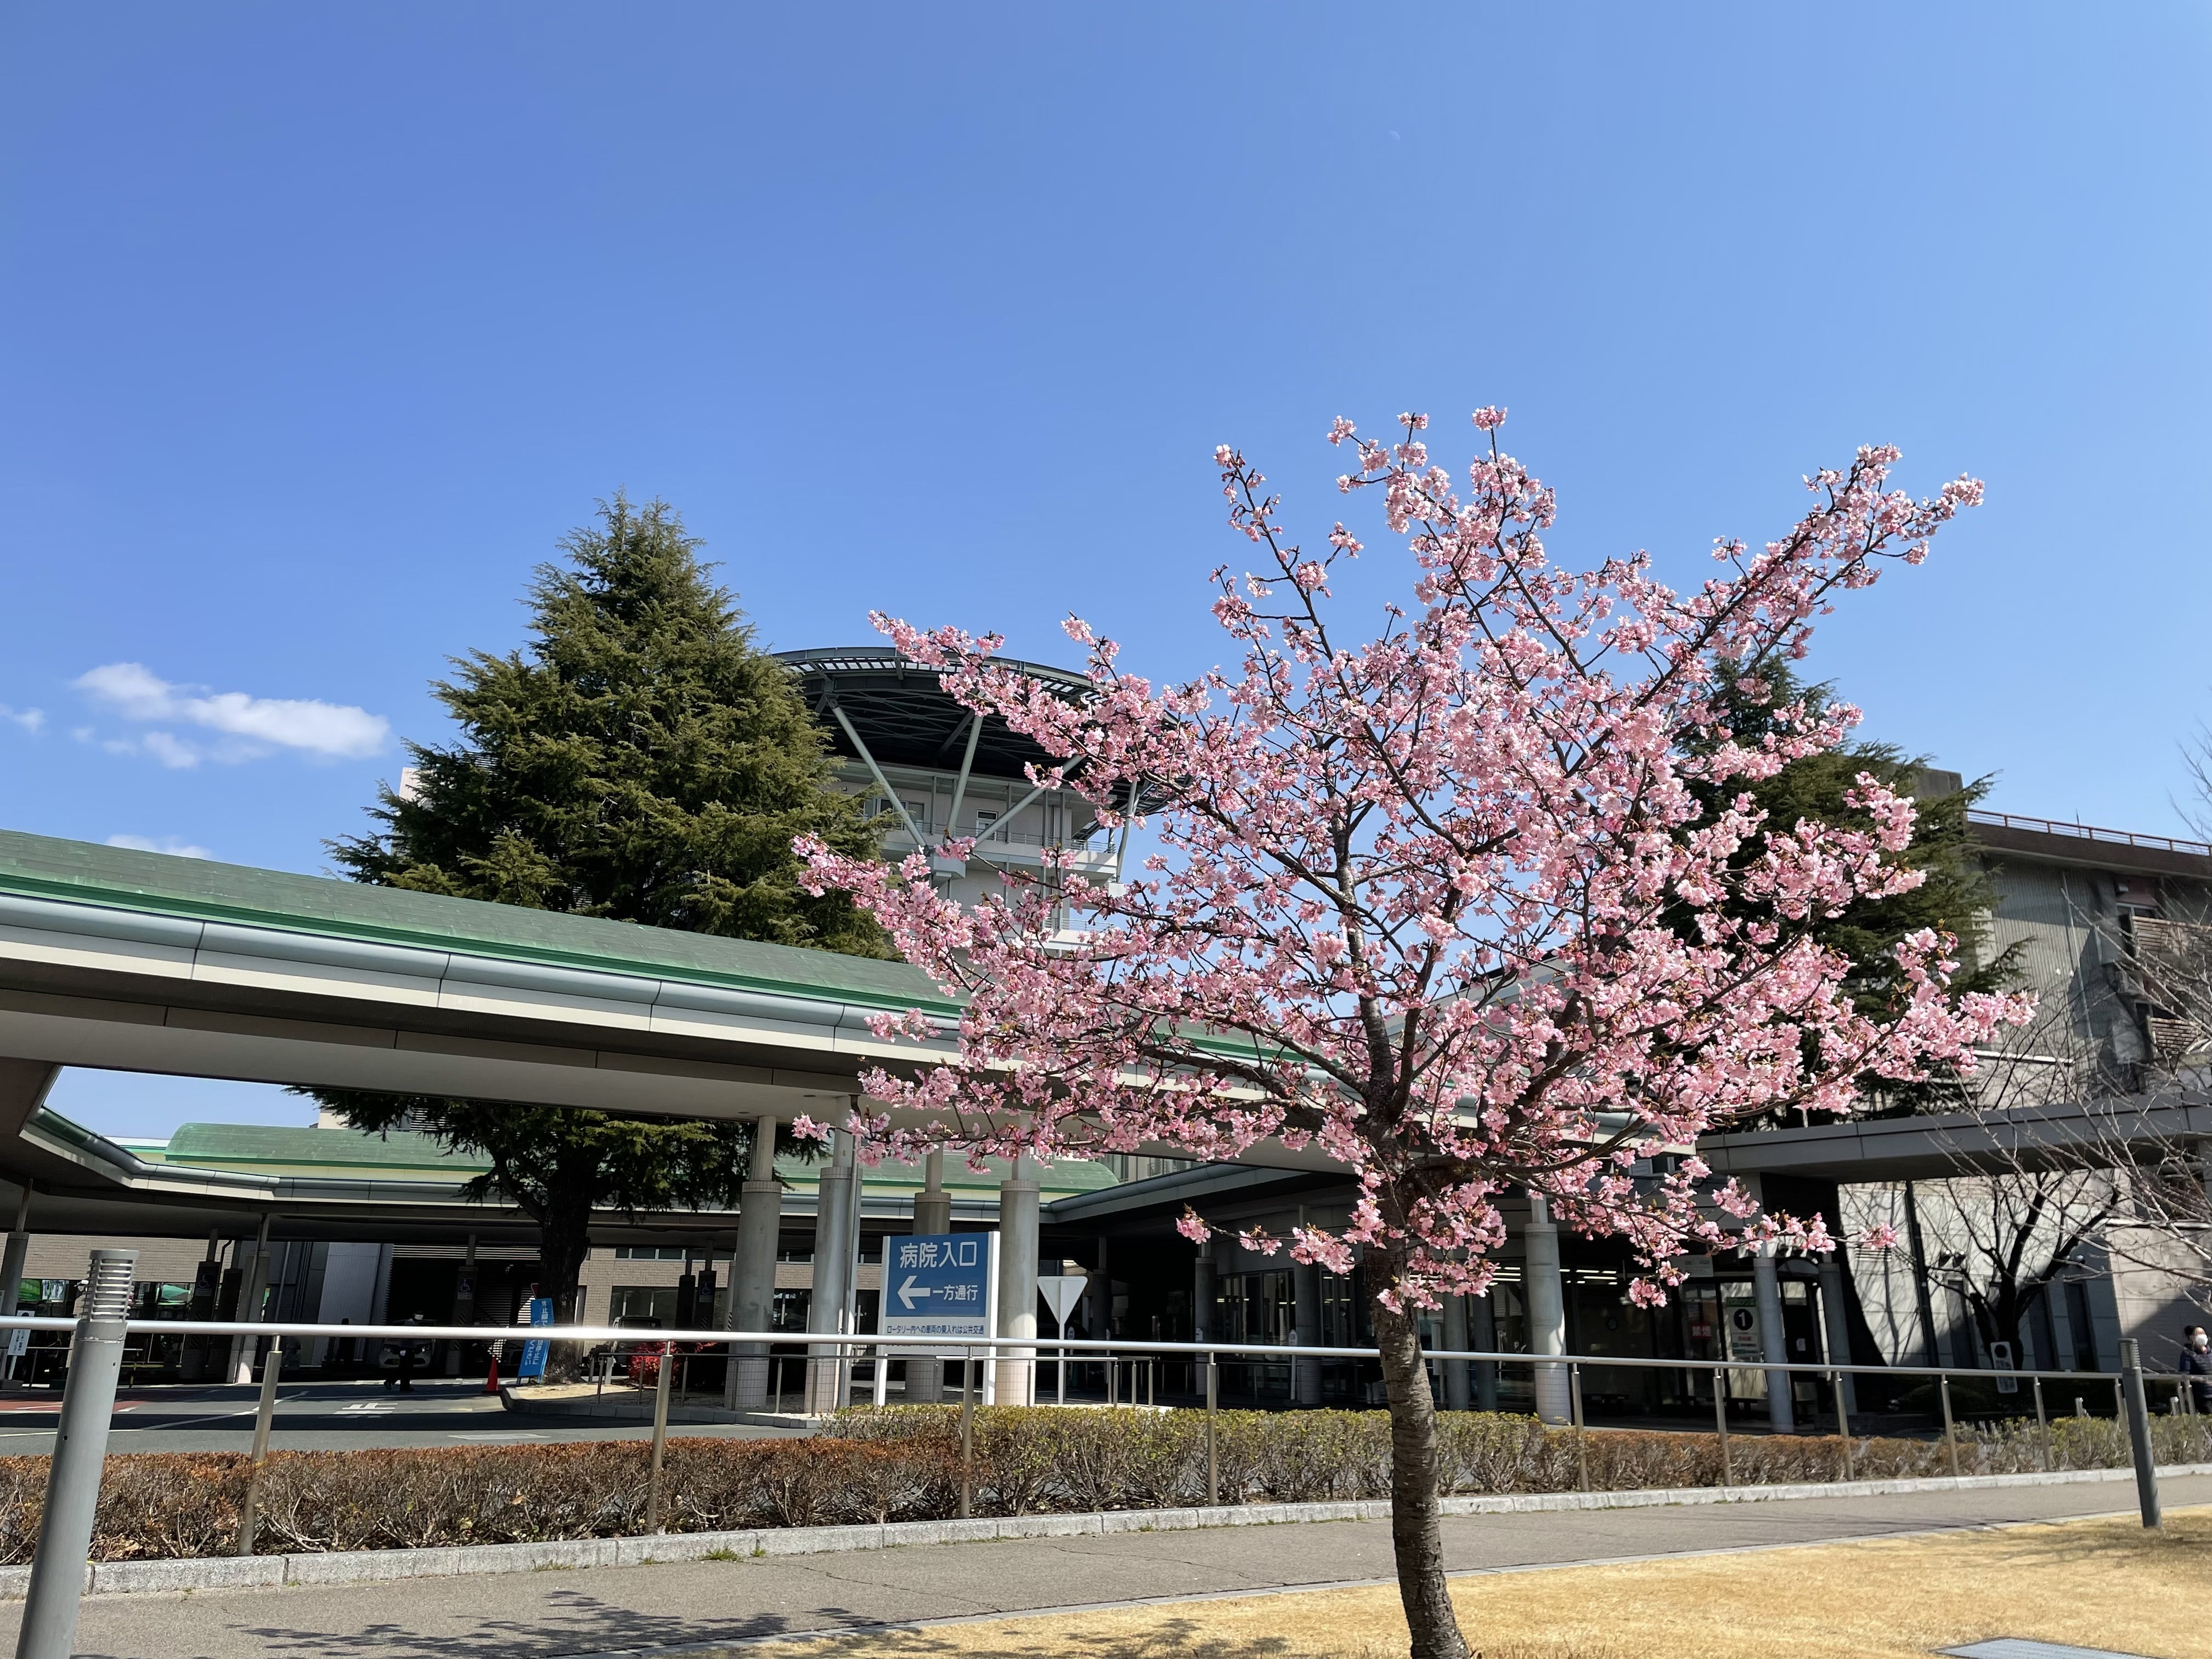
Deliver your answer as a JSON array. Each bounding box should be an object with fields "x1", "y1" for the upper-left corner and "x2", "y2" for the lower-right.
[
  {"x1": 331, "y1": 493, "x2": 884, "y2": 946},
  {"x1": 1680, "y1": 664, "x2": 2022, "y2": 1118},
  {"x1": 314, "y1": 496, "x2": 883, "y2": 1347}
]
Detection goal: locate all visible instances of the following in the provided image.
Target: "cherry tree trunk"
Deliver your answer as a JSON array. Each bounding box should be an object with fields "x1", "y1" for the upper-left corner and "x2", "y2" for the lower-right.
[{"x1": 1372, "y1": 1278, "x2": 1472, "y2": 1659}]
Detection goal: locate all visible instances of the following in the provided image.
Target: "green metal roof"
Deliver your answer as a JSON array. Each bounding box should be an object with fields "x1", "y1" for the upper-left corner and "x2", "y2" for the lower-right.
[
  {"x1": 0, "y1": 828, "x2": 952, "y2": 1013},
  {"x1": 155, "y1": 1122, "x2": 489, "y2": 1177},
  {"x1": 126, "y1": 1120, "x2": 1115, "y2": 1199}
]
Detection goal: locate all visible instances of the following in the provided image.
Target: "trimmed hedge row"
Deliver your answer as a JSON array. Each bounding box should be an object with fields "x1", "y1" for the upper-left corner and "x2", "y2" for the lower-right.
[
  {"x1": 0, "y1": 1440, "x2": 945, "y2": 1564},
  {"x1": 832, "y1": 1406, "x2": 2212, "y2": 1513},
  {"x1": 0, "y1": 1407, "x2": 2202, "y2": 1564}
]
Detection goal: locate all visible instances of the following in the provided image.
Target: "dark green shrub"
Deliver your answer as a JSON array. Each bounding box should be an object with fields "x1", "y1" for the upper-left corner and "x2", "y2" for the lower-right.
[{"x1": 0, "y1": 1403, "x2": 2194, "y2": 1563}]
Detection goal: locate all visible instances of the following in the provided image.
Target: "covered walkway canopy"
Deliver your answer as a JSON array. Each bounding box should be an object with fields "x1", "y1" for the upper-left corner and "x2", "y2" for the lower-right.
[
  {"x1": 0, "y1": 828, "x2": 1249, "y2": 1252},
  {"x1": 0, "y1": 827, "x2": 944, "y2": 1124},
  {"x1": 0, "y1": 826, "x2": 2197, "y2": 1242}
]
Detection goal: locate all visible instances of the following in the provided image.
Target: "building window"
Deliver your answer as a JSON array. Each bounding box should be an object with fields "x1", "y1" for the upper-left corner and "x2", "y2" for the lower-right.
[
  {"x1": 608, "y1": 1286, "x2": 676, "y2": 1324},
  {"x1": 611, "y1": 1246, "x2": 689, "y2": 1262}
]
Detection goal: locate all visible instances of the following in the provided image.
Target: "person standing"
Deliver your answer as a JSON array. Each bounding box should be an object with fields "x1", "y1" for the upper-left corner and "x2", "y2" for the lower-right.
[
  {"x1": 385, "y1": 1312, "x2": 428, "y2": 1393},
  {"x1": 2181, "y1": 1325, "x2": 2211, "y2": 1414}
]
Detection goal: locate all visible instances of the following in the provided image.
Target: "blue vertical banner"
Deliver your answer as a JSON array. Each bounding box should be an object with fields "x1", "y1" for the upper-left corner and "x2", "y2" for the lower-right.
[{"x1": 517, "y1": 1296, "x2": 555, "y2": 1379}]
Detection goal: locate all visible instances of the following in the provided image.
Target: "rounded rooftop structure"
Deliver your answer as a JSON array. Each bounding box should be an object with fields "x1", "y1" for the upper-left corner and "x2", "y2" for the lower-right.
[{"x1": 775, "y1": 645, "x2": 1090, "y2": 783}]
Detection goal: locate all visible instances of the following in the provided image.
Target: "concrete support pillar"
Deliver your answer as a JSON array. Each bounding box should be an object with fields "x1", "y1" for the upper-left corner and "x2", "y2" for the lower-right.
[
  {"x1": 1470, "y1": 1291, "x2": 1499, "y2": 1412},
  {"x1": 906, "y1": 1149, "x2": 951, "y2": 1403},
  {"x1": 727, "y1": 1114, "x2": 783, "y2": 1410},
  {"x1": 695, "y1": 1247, "x2": 718, "y2": 1331},
  {"x1": 1753, "y1": 1246, "x2": 1795, "y2": 1432},
  {"x1": 0, "y1": 1188, "x2": 30, "y2": 1386},
  {"x1": 178, "y1": 1233, "x2": 222, "y2": 1382},
  {"x1": 0, "y1": 1187, "x2": 31, "y2": 1318},
  {"x1": 1523, "y1": 1199, "x2": 1570, "y2": 1425},
  {"x1": 1092, "y1": 1237, "x2": 1112, "y2": 1338},
  {"x1": 1816, "y1": 1252, "x2": 1857, "y2": 1419},
  {"x1": 993, "y1": 1154, "x2": 1040, "y2": 1407},
  {"x1": 445, "y1": 1233, "x2": 477, "y2": 1375},
  {"x1": 1292, "y1": 1261, "x2": 1323, "y2": 1407},
  {"x1": 804, "y1": 1132, "x2": 856, "y2": 1415},
  {"x1": 228, "y1": 1215, "x2": 274, "y2": 1385},
  {"x1": 842, "y1": 1132, "x2": 866, "y2": 1403},
  {"x1": 675, "y1": 1248, "x2": 697, "y2": 1331},
  {"x1": 1442, "y1": 1293, "x2": 1471, "y2": 1411},
  {"x1": 1192, "y1": 1238, "x2": 1217, "y2": 1342}
]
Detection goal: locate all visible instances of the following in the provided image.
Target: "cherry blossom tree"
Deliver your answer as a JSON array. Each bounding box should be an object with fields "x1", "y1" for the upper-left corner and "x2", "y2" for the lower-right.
[{"x1": 799, "y1": 410, "x2": 2030, "y2": 1659}]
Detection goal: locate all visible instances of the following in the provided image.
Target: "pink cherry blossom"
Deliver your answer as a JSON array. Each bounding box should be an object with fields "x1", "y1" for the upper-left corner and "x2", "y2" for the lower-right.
[{"x1": 798, "y1": 409, "x2": 2030, "y2": 1657}]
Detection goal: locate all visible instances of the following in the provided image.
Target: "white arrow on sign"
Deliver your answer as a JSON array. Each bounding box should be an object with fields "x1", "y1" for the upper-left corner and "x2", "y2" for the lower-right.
[{"x1": 897, "y1": 1275, "x2": 934, "y2": 1312}]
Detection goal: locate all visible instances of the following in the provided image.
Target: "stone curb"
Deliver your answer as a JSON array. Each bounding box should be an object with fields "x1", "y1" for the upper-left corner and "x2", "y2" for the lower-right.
[{"x1": 9, "y1": 1460, "x2": 2203, "y2": 1601}]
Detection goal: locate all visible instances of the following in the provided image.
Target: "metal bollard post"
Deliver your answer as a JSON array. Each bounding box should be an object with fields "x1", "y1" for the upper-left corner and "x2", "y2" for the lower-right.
[
  {"x1": 958, "y1": 1346, "x2": 975, "y2": 1520},
  {"x1": 1939, "y1": 1373, "x2": 1961, "y2": 1477},
  {"x1": 235, "y1": 1343, "x2": 285, "y2": 1555},
  {"x1": 1712, "y1": 1366, "x2": 1732, "y2": 1488},
  {"x1": 2033, "y1": 1375, "x2": 2051, "y2": 1471},
  {"x1": 18, "y1": 1248, "x2": 136, "y2": 1659},
  {"x1": 2118, "y1": 1338, "x2": 2163, "y2": 1531},
  {"x1": 1205, "y1": 1350, "x2": 1219, "y2": 1508},
  {"x1": 1830, "y1": 1369, "x2": 1853, "y2": 1482},
  {"x1": 645, "y1": 1341, "x2": 673, "y2": 1533},
  {"x1": 1569, "y1": 1363, "x2": 1589, "y2": 1492}
]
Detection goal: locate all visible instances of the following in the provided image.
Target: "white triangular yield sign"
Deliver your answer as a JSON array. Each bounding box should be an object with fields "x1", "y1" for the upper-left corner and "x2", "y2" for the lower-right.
[{"x1": 1036, "y1": 1274, "x2": 1088, "y2": 1327}]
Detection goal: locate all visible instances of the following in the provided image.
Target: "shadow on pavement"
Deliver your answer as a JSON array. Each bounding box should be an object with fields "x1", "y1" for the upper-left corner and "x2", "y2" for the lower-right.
[
  {"x1": 81, "y1": 1593, "x2": 940, "y2": 1659},
  {"x1": 76, "y1": 1602, "x2": 1334, "y2": 1659}
]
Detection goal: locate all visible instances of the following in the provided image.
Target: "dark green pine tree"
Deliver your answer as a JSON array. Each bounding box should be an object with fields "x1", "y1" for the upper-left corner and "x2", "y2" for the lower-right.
[
  {"x1": 1680, "y1": 664, "x2": 2023, "y2": 1120},
  {"x1": 332, "y1": 493, "x2": 885, "y2": 947},
  {"x1": 313, "y1": 495, "x2": 883, "y2": 1345}
]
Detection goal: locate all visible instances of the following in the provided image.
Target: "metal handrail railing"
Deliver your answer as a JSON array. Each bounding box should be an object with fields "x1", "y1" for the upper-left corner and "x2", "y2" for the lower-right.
[
  {"x1": 1967, "y1": 808, "x2": 2212, "y2": 860},
  {"x1": 0, "y1": 1315, "x2": 2188, "y2": 1387},
  {"x1": 2, "y1": 1308, "x2": 2193, "y2": 1659}
]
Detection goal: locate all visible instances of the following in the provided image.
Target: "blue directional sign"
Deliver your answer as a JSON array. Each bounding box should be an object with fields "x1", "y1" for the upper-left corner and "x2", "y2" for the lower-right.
[
  {"x1": 880, "y1": 1231, "x2": 997, "y2": 1353},
  {"x1": 516, "y1": 1296, "x2": 555, "y2": 1379}
]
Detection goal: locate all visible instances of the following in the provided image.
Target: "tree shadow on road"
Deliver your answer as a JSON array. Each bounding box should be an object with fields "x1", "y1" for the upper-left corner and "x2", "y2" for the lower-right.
[
  {"x1": 78, "y1": 1585, "x2": 884, "y2": 1659},
  {"x1": 76, "y1": 1600, "x2": 1330, "y2": 1659}
]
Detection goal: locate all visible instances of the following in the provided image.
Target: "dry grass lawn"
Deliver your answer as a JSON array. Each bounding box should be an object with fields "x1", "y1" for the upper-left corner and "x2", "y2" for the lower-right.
[{"x1": 738, "y1": 1507, "x2": 2212, "y2": 1659}]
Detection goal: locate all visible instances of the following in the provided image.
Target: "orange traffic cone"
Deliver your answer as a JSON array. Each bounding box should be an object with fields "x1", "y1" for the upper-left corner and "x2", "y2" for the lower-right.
[{"x1": 484, "y1": 1354, "x2": 501, "y2": 1395}]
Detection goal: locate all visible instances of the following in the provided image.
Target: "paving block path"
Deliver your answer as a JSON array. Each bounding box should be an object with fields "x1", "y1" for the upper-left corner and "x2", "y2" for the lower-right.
[{"x1": 18, "y1": 1474, "x2": 2208, "y2": 1659}]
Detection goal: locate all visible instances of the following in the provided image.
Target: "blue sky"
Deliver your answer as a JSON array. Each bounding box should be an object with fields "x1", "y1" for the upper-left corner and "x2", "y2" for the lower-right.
[{"x1": 4, "y1": 5, "x2": 2208, "y2": 1135}]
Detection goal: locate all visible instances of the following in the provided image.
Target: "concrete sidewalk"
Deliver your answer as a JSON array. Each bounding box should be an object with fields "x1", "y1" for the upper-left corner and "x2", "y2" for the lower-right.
[{"x1": 21, "y1": 1474, "x2": 2208, "y2": 1659}]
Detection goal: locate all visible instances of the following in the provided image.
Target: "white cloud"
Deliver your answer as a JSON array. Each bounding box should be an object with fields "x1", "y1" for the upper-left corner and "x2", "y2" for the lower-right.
[
  {"x1": 75, "y1": 663, "x2": 390, "y2": 762},
  {"x1": 106, "y1": 834, "x2": 215, "y2": 860},
  {"x1": 0, "y1": 706, "x2": 43, "y2": 734},
  {"x1": 142, "y1": 732, "x2": 201, "y2": 769},
  {"x1": 103, "y1": 731, "x2": 201, "y2": 769}
]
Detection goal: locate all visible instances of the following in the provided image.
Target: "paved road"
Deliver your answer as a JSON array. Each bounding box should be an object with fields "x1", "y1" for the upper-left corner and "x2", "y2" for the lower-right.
[
  {"x1": 17, "y1": 1472, "x2": 2204, "y2": 1659},
  {"x1": 0, "y1": 1381, "x2": 805, "y2": 1454}
]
